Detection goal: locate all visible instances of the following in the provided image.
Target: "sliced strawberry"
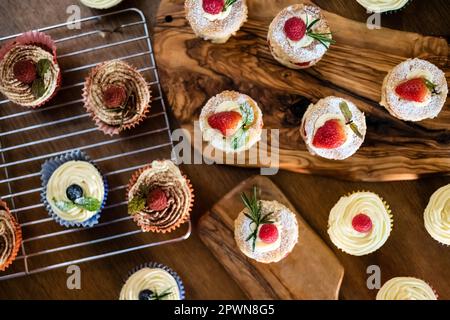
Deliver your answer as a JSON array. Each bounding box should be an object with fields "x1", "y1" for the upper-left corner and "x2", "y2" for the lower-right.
[
  {"x1": 202, "y1": 0, "x2": 224, "y2": 15},
  {"x1": 312, "y1": 119, "x2": 346, "y2": 149},
  {"x1": 352, "y1": 213, "x2": 372, "y2": 233},
  {"x1": 284, "y1": 17, "x2": 306, "y2": 41},
  {"x1": 13, "y1": 60, "x2": 37, "y2": 84},
  {"x1": 103, "y1": 84, "x2": 127, "y2": 108},
  {"x1": 258, "y1": 223, "x2": 279, "y2": 244},
  {"x1": 146, "y1": 188, "x2": 168, "y2": 211},
  {"x1": 207, "y1": 111, "x2": 242, "y2": 136},
  {"x1": 395, "y1": 78, "x2": 432, "y2": 103}
]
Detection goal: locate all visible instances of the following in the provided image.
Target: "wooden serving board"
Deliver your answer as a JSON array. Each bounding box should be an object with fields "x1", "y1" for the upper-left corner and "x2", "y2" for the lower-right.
[
  {"x1": 154, "y1": 0, "x2": 450, "y2": 181},
  {"x1": 198, "y1": 175, "x2": 344, "y2": 300}
]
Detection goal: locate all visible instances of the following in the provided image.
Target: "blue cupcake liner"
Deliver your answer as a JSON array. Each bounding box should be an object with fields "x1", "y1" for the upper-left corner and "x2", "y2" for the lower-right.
[
  {"x1": 40, "y1": 150, "x2": 108, "y2": 228},
  {"x1": 125, "y1": 262, "x2": 186, "y2": 300}
]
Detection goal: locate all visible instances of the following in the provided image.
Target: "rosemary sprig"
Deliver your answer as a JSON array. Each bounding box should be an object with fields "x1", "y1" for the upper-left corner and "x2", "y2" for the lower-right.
[
  {"x1": 339, "y1": 101, "x2": 363, "y2": 139},
  {"x1": 223, "y1": 0, "x2": 238, "y2": 12},
  {"x1": 305, "y1": 15, "x2": 335, "y2": 49},
  {"x1": 150, "y1": 287, "x2": 173, "y2": 300},
  {"x1": 241, "y1": 186, "x2": 274, "y2": 252},
  {"x1": 424, "y1": 78, "x2": 439, "y2": 94}
]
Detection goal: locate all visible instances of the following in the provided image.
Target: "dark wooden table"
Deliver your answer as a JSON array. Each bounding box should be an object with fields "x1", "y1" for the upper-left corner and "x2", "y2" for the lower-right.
[{"x1": 0, "y1": 0, "x2": 448, "y2": 300}]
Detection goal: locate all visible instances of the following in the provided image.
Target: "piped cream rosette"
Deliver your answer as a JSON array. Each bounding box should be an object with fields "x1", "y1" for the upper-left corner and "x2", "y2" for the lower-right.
[
  {"x1": 376, "y1": 277, "x2": 438, "y2": 300},
  {"x1": 328, "y1": 191, "x2": 393, "y2": 256},
  {"x1": 356, "y1": 0, "x2": 410, "y2": 13},
  {"x1": 424, "y1": 184, "x2": 450, "y2": 245},
  {"x1": 80, "y1": 0, "x2": 123, "y2": 9}
]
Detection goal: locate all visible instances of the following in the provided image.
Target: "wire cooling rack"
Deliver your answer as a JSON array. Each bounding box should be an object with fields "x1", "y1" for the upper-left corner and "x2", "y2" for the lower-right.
[{"x1": 0, "y1": 8, "x2": 191, "y2": 280}]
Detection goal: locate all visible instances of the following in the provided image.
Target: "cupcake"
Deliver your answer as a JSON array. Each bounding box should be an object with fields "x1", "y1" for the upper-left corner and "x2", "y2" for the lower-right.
[
  {"x1": 328, "y1": 191, "x2": 393, "y2": 256},
  {"x1": 41, "y1": 150, "x2": 108, "y2": 228},
  {"x1": 0, "y1": 200, "x2": 22, "y2": 272},
  {"x1": 185, "y1": 0, "x2": 248, "y2": 43},
  {"x1": 300, "y1": 96, "x2": 366, "y2": 160},
  {"x1": 199, "y1": 90, "x2": 263, "y2": 153},
  {"x1": 0, "y1": 31, "x2": 61, "y2": 108},
  {"x1": 380, "y1": 58, "x2": 448, "y2": 122},
  {"x1": 127, "y1": 160, "x2": 193, "y2": 233},
  {"x1": 234, "y1": 186, "x2": 299, "y2": 263},
  {"x1": 267, "y1": 4, "x2": 334, "y2": 69},
  {"x1": 83, "y1": 60, "x2": 151, "y2": 136},
  {"x1": 356, "y1": 0, "x2": 410, "y2": 13},
  {"x1": 120, "y1": 262, "x2": 185, "y2": 300},
  {"x1": 424, "y1": 184, "x2": 450, "y2": 246},
  {"x1": 376, "y1": 277, "x2": 438, "y2": 300},
  {"x1": 80, "y1": 0, "x2": 123, "y2": 9}
]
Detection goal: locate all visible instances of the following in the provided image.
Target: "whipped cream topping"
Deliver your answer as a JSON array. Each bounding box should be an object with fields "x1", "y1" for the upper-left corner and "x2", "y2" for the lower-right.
[
  {"x1": 424, "y1": 184, "x2": 450, "y2": 245},
  {"x1": 80, "y1": 0, "x2": 123, "y2": 9},
  {"x1": 356, "y1": 0, "x2": 409, "y2": 13},
  {"x1": 0, "y1": 208, "x2": 18, "y2": 268},
  {"x1": 376, "y1": 277, "x2": 437, "y2": 300},
  {"x1": 119, "y1": 267, "x2": 181, "y2": 300},
  {"x1": 46, "y1": 161, "x2": 104, "y2": 223},
  {"x1": 328, "y1": 192, "x2": 392, "y2": 256}
]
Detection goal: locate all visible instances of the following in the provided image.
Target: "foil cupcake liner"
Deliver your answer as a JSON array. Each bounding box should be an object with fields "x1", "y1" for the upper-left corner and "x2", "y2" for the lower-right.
[
  {"x1": 126, "y1": 162, "x2": 194, "y2": 234},
  {"x1": 0, "y1": 200, "x2": 22, "y2": 272},
  {"x1": 40, "y1": 150, "x2": 108, "y2": 228},
  {"x1": 82, "y1": 60, "x2": 152, "y2": 136},
  {"x1": 123, "y1": 262, "x2": 186, "y2": 300}
]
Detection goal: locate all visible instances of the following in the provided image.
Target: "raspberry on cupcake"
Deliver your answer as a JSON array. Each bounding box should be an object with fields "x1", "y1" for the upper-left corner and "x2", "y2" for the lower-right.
[
  {"x1": 234, "y1": 186, "x2": 299, "y2": 263},
  {"x1": 268, "y1": 4, "x2": 334, "y2": 69},
  {"x1": 300, "y1": 96, "x2": 367, "y2": 160},
  {"x1": 376, "y1": 277, "x2": 438, "y2": 300},
  {"x1": 424, "y1": 184, "x2": 450, "y2": 246},
  {"x1": 0, "y1": 200, "x2": 22, "y2": 272},
  {"x1": 185, "y1": 0, "x2": 248, "y2": 43},
  {"x1": 199, "y1": 90, "x2": 263, "y2": 153},
  {"x1": 380, "y1": 58, "x2": 448, "y2": 122},
  {"x1": 0, "y1": 31, "x2": 61, "y2": 108},
  {"x1": 328, "y1": 191, "x2": 393, "y2": 256}
]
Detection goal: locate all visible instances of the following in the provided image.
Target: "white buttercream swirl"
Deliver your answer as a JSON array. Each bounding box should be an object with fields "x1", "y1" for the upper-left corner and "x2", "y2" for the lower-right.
[
  {"x1": 424, "y1": 184, "x2": 450, "y2": 245},
  {"x1": 376, "y1": 277, "x2": 437, "y2": 300},
  {"x1": 356, "y1": 0, "x2": 409, "y2": 13},
  {"x1": 80, "y1": 0, "x2": 123, "y2": 9}
]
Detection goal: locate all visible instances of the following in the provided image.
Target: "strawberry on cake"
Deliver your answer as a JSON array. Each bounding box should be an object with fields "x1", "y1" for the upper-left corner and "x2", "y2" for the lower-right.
[
  {"x1": 380, "y1": 58, "x2": 448, "y2": 122},
  {"x1": 268, "y1": 4, "x2": 334, "y2": 69},
  {"x1": 234, "y1": 186, "x2": 299, "y2": 264},
  {"x1": 185, "y1": 0, "x2": 248, "y2": 43},
  {"x1": 300, "y1": 96, "x2": 367, "y2": 160},
  {"x1": 199, "y1": 90, "x2": 263, "y2": 153}
]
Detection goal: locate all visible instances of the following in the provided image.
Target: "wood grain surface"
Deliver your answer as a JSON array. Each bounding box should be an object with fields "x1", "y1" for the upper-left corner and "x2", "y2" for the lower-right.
[
  {"x1": 198, "y1": 175, "x2": 344, "y2": 300},
  {"x1": 0, "y1": 0, "x2": 449, "y2": 300},
  {"x1": 154, "y1": 0, "x2": 450, "y2": 181}
]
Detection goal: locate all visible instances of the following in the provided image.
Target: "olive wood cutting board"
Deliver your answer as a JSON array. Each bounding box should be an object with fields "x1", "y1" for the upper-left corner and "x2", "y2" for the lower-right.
[
  {"x1": 198, "y1": 175, "x2": 344, "y2": 299},
  {"x1": 154, "y1": 0, "x2": 450, "y2": 181}
]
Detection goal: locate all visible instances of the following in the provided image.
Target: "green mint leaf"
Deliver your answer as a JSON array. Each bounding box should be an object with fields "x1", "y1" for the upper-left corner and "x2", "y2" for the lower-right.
[
  {"x1": 339, "y1": 101, "x2": 353, "y2": 124},
  {"x1": 223, "y1": 0, "x2": 237, "y2": 12},
  {"x1": 53, "y1": 198, "x2": 76, "y2": 212},
  {"x1": 37, "y1": 59, "x2": 51, "y2": 77},
  {"x1": 74, "y1": 196, "x2": 101, "y2": 212},
  {"x1": 31, "y1": 78, "x2": 46, "y2": 98},
  {"x1": 231, "y1": 128, "x2": 247, "y2": 150},
  {"x1": 424, "y1": 79, "x2": 437, "y2": 93},
  {"x1": 128, "y1": 196, "x2": 146, "y2": 215},
  {"x1": 240, "y1": 102, "x2": 254, "y2": 128}
]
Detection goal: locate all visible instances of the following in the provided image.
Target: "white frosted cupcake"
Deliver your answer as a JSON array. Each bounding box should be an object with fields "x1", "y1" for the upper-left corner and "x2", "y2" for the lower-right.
[
  {"x1": 376, "y1": 277, "x2": 438, "y2": 300},
  {"x1": 356, "y1": 0, "x2": 410, "y2": 13},
  {"x1": 300, "y1": 96, "x2": 366, "y2": 160},
  {"x1": 268, "y1": 4, "x2": 334, "y2": 69},
  {"x1": 328, "y1": 191, "x2": 393, "y2": 256},
  {"x1": 199, "y1": 90, "x2": 263, "y2": 153},
  {"x1": 380, "y1": 58, "x2": 448, "y2": 122},
  {"x1": 185, "y1": 0, "x2": 248, "y2": 43},
  {"x1": 424, "y1": 184, "x2": 450, "y2": 246},
  {"x1": 80, "y1": 0, "x2": 123, "y2": 9},
  {"x1": 234, "y1": 187, "x2": 299, "y2": 263}
]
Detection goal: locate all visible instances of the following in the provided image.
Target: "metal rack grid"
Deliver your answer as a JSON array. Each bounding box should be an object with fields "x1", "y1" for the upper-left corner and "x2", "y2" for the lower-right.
[{"x1": 0, "y1": 8, "x2": 191, "y2": 280}]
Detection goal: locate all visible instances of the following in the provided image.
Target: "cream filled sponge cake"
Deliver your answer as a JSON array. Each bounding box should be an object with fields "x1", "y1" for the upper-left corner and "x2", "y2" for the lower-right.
[
  {"x1": 356, "y1": 0, "x2": 410, "y2": 13},
  {"x1": 199, "y1": 90, "x2": 263, "y2": 153},
  {"x1": 300, "y1": 96, "x2": 366, "y2": 160},
  {"x1": 268, "y1": 4, "x2": 334, "y2": 69},
  {"x1": 380, "y1": 58, "x2": 448, "y2": 122},
  {"x1": 234, "y1": 187, "x2": 299, "y2": 263},
  {"x1": 424, "y1": 184, "x2": 450, "y2": 246},
  {"x1": 185, "y1": 0, "x2": 248, "y2": 43},
  {"x1": 328, "y1": 191, "x2": 393, "y2": 256},
  {"x1": 120, "y1": 262, "x2": 185, "y2": 300},
  {"x1": 376, "y1": 277, "x2": 438, "y2": 300}
]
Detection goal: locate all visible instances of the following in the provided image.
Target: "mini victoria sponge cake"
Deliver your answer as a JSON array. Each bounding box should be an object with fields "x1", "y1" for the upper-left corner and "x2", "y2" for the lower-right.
[
  {"x1": 185, "y1": 0, "x2": 248, "y2": 44},
  {"x1": 300, "y1": 96, "x2": 367, "y2": 160},
  {"x1": 0, "y1": 200, "x2": 22, "y2": 272},
  {"x1": 380, "y1": 58, "x2": 448, "y2": 122},
  {"x1": 199, "y1": 90, "x2": 263, "y2": 153},
  {"x1": 424, "y1": 184, "x2": 450, "y2": 246},
  {"x1": 268, "y1": 4, "x2": 333, "y2": 69},
  {"x1": 328, "y1": 191, "x2": 393, "y2": 256},
  {"x1": 376, "y1": 277, "x2": 438, "y2": 300},
  {"x1": 234, "y1": 187, "x2": 299, "y2": 263}
]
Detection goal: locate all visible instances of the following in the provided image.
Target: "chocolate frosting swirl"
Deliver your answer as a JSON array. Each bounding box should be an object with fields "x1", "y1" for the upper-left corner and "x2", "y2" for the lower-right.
[
  {"x1": 128, "y1": 161, "x2": 191, "y2": 232},
  {"x1": 84, "y1": 60, "x2": 150, "y2": 129},
  {"x1": 0, "y1": 205, "x2": 19, "y2": 269}
]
